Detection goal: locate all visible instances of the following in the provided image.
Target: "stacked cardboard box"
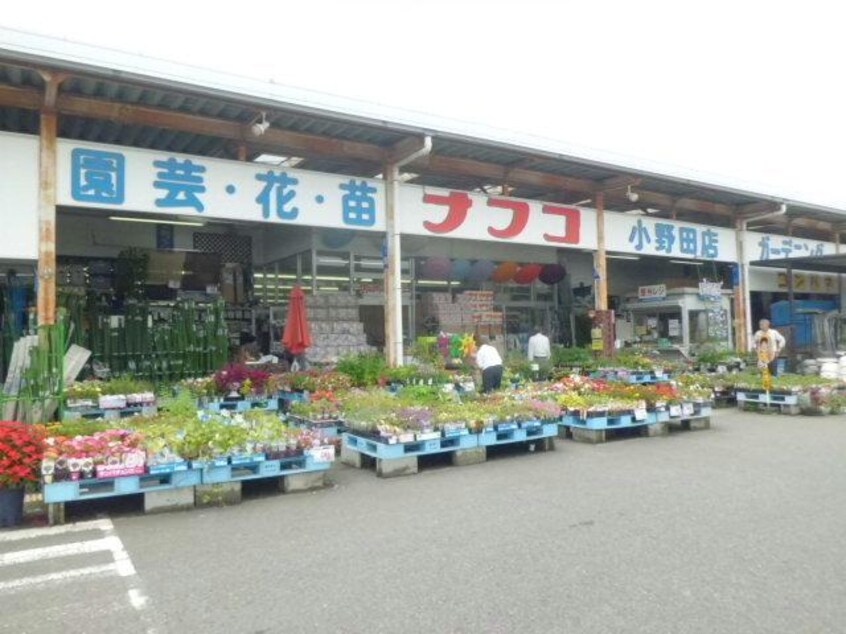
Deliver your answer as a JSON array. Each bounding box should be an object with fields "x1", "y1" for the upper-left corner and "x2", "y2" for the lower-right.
[
  {"x1": 305, "y1": 294, "x2": 373, "y2": 363},
  {"x1": 421, "y1": 291, "x2": 504, "y2": 336}
]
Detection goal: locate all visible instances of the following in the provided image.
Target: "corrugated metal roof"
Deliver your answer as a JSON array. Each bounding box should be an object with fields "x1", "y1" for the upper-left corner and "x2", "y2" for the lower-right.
[{"x1": 0, "y1": 26, "x2": 844, "y2": 231}]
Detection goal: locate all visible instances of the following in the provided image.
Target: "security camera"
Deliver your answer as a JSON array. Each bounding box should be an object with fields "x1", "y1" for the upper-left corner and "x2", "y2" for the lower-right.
[
  {"x1": 251, "y1": 112, "x2": 270, "y2": 137},
  {"x1": 626, "y1": 185, "x2": 639, "y2": 203}
]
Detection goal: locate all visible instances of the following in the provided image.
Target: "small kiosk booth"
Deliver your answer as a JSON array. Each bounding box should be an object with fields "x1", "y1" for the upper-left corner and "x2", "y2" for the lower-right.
[{"x1": 619, "y1": 283, "x2": 733, "y2": 355}]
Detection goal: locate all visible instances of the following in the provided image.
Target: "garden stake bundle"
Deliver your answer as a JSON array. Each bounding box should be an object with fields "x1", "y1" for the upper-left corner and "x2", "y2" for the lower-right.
[{"x1": 86, "y1": 300, "x2": 229, "y2": 382}]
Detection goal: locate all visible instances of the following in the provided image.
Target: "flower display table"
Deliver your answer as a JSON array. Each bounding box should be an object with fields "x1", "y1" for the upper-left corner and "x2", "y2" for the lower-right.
[{"x1": 342, "y1": 420, "x2": 557, "y2": 478}]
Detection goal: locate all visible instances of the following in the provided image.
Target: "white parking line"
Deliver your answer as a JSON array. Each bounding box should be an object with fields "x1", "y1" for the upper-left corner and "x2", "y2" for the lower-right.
[
  {"x1": 0, "y1": 563, "x2": 118, "y2": 592},
  {"x1": 0, "y1": 536, "x2": 119, "y2": 566},
  {"x1": 128, "y1": 588, "x2": 149, "y2": 610},
  {"x1": 0, "y1": 518, "x2": 113, "y2": 543},
  {"x1": 0, "y1": 516, "x2": 153, "y2": 626}
]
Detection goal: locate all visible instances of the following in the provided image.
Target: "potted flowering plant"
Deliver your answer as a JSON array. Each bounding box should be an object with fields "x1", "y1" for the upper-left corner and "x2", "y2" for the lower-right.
[
  {"x1": 289, "y1": 391, "x2": 341, "y2": 423},
  {"x1": 213, "y1": 364, "x2": 271, "y2": 400},
  {"x1": 0, "y1": 421, "x2": 45, "y2": 527},
  {"x1": 65, "y1": 380, "x2": 103, "y2": 409}
]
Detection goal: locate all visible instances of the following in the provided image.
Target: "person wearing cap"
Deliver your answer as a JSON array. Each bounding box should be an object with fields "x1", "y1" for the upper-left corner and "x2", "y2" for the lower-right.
[{"x1": 753, "y1": 318, "x2": 786, "y2": 375}]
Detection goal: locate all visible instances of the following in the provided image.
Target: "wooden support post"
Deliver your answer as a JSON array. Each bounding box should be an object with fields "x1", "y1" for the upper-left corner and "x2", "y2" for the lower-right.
[
  {"x1": 36, "y1": 73, "x2": 63, "y2": 328},
  {"x1": 734, "y1": 218, "x2": 748, "y2": 353},
  {"x1": 383, "y1": 137, "x2": 430, "y2": 367},
  {"x1": 787, "y1": 263, "x2": 795, "y2": 358},
  {"x1": 836, "y1": 233, "x2": 842, "y2": 309},
  {"x1": 384, "y1": 164, "x2": 401, "y2": 367},
  {"x1": 594, "y1": 191, "x2": 607, "y2": 311}
]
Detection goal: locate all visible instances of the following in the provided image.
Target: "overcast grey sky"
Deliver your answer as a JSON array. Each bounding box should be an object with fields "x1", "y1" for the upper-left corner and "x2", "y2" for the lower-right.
[{"x1": 4, "y1": 1, "x2": 844, "y2": 209}]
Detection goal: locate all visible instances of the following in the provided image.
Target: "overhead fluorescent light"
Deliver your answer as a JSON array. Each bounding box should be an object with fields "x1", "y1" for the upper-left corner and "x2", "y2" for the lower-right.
[
  {"x1": 358, "y1": 259, "x2": 385, "y2": 269},
  {"x1": 607, "y1": 254, "x2": 640, "y2": 261},
  {"x1": 253, "y1": 154, "x2": 303, "y2": 167},
  {"x1": 670, "y1": 259, "x2": 703, "y2": 266},
  {"x1": 317, "y1": 257, "x2": 349, "y2": 267},
  {"x1": 254, "y1": 153, "x2": 286, "y2": 166},
  {"x1": 417, "y1": 280, "x2": 453, "y2": 286},
  {"x1": 110, "y1": 216, "x2": 205, "y2": 227}
]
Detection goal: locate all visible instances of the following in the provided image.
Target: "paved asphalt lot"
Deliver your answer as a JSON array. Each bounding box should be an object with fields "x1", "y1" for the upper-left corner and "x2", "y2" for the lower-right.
[{"x1": 2, "y1": 409, "x2": 845, "y2": 634}]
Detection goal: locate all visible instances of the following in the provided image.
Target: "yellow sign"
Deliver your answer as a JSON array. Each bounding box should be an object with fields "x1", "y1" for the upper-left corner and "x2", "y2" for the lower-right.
[{"x1": 777, "y1": 272, "x2": 835, "y2": 292}]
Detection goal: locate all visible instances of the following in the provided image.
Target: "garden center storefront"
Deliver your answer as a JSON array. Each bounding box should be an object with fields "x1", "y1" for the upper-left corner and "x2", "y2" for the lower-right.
[
  {"x1": 2, "y1": 126, "x2": 846, "y2": 374},
  {"x1": 2, "y1": 28, "x2": 846, "y2": 374}
]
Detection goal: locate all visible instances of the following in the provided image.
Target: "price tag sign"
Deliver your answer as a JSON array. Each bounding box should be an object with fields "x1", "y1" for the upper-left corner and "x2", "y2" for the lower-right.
[
  {"x1": 308, "y1": 446, "x2": 336, "y2": 463},
  {"x1": 634, "y1": 408, "x2": 647, "y2": 421},
  {"x1": 682, "y1": 403, "x2": 695, "y2": 417},
  {"x1": 669, "y1": 404, "x2": 682, "y2": 418}
]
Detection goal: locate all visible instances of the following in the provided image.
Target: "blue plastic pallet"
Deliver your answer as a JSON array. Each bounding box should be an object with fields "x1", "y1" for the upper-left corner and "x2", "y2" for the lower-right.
[
  {"x1": 478, "y1": 422, "x2": 558, "y2": 446},
  {"x1": 561, "y1": 412, "x2": 652, "y2": 430},
  {"x1": 206, "y1": 398, "x2": 280, "y2": 413},
  {"x1": 62, "y1": 405, "x2": 157, "y2": 421},
  {"x1": 344, "y1": 432, "x2": 478, "y2": 460},
  {"x1": 278, "y1": 391, "x2": 309, "y2": 402},
  {"x1": 199, "y1": 454, "x2": 330, "y2": 484},
  {"x1": 43, "y1": 469, "x2": 202, "y2": 504},
  {"x1": 646, "y1": 409, "x2": 671, "y2": 424},
  {"x1": 694, "y1": 405, "x2": 713, "y2": 417},
  {"x1": 736, "y1": 391, "x2": 798, "y2": 406},
  {"x1": 287, "y1": 416, "x2": 341, "y2": 438}
]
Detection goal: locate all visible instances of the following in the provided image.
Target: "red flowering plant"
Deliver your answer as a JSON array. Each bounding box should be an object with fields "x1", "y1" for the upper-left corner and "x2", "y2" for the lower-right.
[
  {"x1": 289, "y1": 390, "x2": 341, "y2": 421},
  {"x1": 0, "y1": 421, "x2": 45, "y2": 488},
  {"x1": 282, "y1": 370, "x2": 352, "y2": 394},
  {"x1": 213, "y1": 364, "x2": 271, "y2": 397}
]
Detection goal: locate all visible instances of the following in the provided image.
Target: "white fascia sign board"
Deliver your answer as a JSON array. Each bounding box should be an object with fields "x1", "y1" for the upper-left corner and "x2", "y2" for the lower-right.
[
  {"x1": 0, "y1": 132, "x2": 39, "y2": 261},
  {"x1": 55, "y1": 139, "x2": 386, "y2": 232}
]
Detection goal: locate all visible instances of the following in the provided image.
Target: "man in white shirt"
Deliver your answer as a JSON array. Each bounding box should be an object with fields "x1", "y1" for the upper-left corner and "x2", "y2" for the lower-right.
[
  {"x1": 753, "y1": 319, "x2": 786, "y2": 374},
  {"x1": 527, "y1": 326, "x2": 551, "y2": 362},
  {"x1": 475, "y1": 335, "x2": 503, "y2": 393}
]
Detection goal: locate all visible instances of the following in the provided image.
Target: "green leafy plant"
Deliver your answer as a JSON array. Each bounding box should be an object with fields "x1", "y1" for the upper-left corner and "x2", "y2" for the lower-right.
[
  {"x1": 695, "y1": 345, "x2": 734, "y2": 367},
  {"x1": 46, "y1": 419, "x2": 111, "y2": 438},
  {"x1": 551, "y1": 345, "x2": 597, "y2": 369},
  {"x1": 336, "y1": 353, "x2": 387, "y2": 387}
]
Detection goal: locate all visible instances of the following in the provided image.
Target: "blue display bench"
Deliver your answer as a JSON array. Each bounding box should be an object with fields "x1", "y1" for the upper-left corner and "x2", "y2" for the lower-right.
[
  {"x1": 43, "y1": 468, "x2": 202, "y2": 504},
  {"x1": 62, "y1": 405, "x2": 157, "y2": 421},
  {"x1": 43, "y1": 451, "x2": 333, "y2": 525},
  {"x1": 736, "y1": 390, "x2": 800, "y2": 414},
  {"x1": 478, "y1": 421, "x2": 558, "y2": 446},
  {"x1": 344, "y1": 432, "x2": 478, "y2": 460},
  {"x1": 205, "y1": 397, "x2": 280, "y2": 413},
  {"x1": 196, "y1": 454, "x2": 330, "y2": 484},
  {"x1": 342, "y1": 421, "x2": 556, "y2": 477},
  {"x1": 287, "y1": 415, "x2": 342, "y2": 438}
]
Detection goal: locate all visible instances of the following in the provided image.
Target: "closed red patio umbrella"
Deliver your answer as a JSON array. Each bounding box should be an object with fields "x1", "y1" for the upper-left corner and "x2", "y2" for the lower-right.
[{"x1": 282, "y1": 286, "x2": 312, "y2": 356}]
